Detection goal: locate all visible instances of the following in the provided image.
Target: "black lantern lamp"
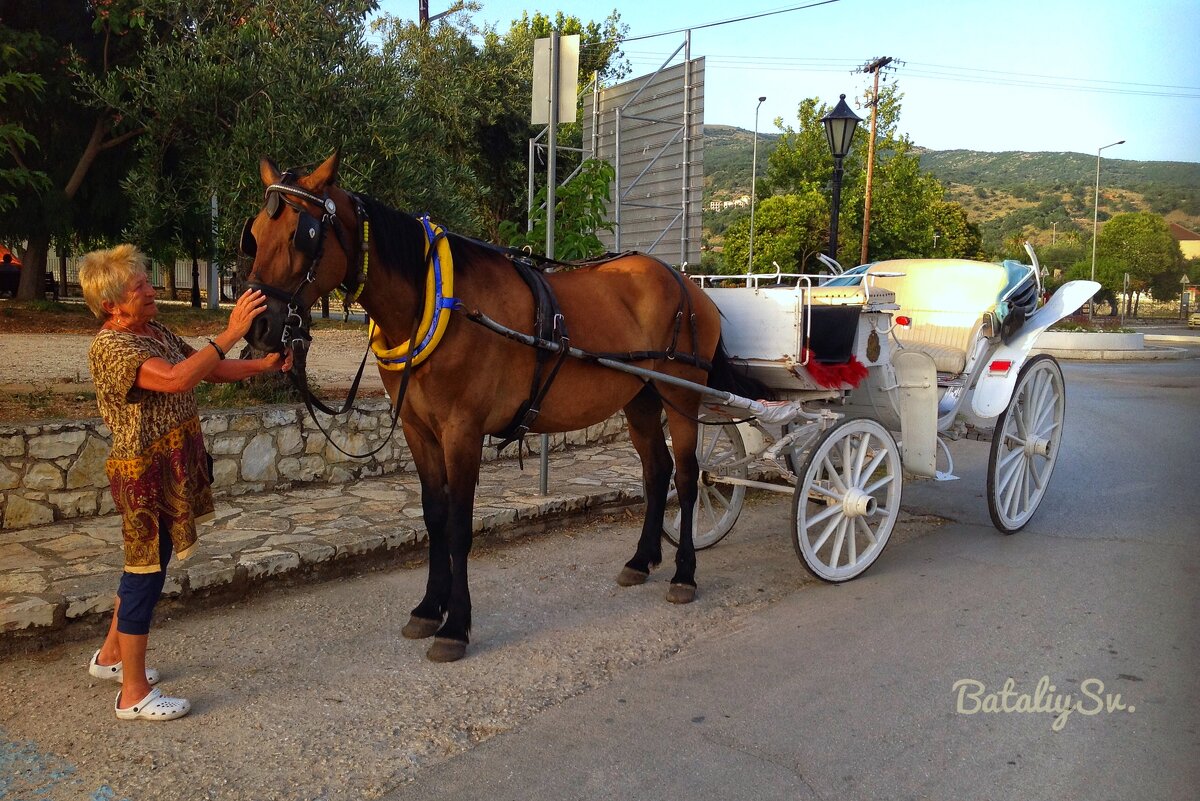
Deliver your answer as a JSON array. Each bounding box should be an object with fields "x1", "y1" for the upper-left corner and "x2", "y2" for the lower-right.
[{"x1": 820, "y1": 94, "x2": 863, "y2": 260}]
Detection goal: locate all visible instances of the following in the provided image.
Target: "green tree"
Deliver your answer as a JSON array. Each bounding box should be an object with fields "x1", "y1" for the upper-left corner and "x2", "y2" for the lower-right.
[
  {"x1": 762, "y1": 84, "x2": 978, "y2": 267},
  {"x1": 720, "y1": 190, "x2": 829, "y2": 274},
  {"x1": 1097, "y1": 212, "x2": 1183, "y2": 302},
  {"x1": 0, "y1": 0, "x2": 149, "y2": 298},
  {"x1": 499, "y1": 158, "x2": 615, "y2": 260}
]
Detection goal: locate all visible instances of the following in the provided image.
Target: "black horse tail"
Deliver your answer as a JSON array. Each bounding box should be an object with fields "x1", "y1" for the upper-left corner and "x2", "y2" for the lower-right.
[{"x1": 707, "y1": 336, "x2": 774, "y2": 401}]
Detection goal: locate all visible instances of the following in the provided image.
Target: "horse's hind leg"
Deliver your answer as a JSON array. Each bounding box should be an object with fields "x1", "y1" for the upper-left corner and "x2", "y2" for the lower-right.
[
  {"x1": 662, "y1": 389, "x2": 701, "y2": 604},
  {"x1": 616, "y1": 385, "x2": 672, "y2": 588}
]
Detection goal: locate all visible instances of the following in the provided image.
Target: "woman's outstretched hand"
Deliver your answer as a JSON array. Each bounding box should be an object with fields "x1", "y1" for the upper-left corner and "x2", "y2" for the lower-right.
[{"x1": 260, "y1": 348, "x2": 294, "y2": 374}]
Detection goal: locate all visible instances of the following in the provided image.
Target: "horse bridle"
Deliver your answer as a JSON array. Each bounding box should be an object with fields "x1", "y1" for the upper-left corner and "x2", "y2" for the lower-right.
[{"x1": 239, "y1": 174, "x2": 370, "y2": 351}]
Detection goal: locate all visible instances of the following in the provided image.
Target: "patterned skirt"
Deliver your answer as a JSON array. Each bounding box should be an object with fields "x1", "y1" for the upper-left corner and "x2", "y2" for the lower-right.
[{"x1": 106, "y1": 416, "x2": 214, "y2": 573}]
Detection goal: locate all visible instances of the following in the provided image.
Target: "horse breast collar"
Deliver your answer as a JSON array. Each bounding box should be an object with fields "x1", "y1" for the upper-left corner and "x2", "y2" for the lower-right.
[{"x1": 370, "y1": 216, "x2": 457, "y2": 371}]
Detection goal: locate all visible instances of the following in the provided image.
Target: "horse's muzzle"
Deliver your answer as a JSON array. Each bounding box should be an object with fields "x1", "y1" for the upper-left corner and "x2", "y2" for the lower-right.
[{"x1": 246, "y1": 294, "x2": 309, "y2": 353}]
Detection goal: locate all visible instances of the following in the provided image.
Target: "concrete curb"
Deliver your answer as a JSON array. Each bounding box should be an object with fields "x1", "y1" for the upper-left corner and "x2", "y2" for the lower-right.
[{"x1": 1034, "y1": 345, "x2": 1189, "y2": 361}]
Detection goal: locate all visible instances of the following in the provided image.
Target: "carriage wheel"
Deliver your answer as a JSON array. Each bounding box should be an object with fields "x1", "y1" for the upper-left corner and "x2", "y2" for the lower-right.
[
  {"x1": 663, "y1": 422, "x2": 747, "y2": 550},
  {"x1": 792, "y1": 418, "x2": 901, "y2": 583},
  {"x1": 986, "y1": 354, "x2": 1066, "y2": 534}
]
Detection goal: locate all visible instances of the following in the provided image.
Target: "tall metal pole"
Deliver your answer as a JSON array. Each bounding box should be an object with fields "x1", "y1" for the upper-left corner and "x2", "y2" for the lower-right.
[
  {"x1": 680, "y1": 30, "x2": 692, "y2": 267},
  {"x1": 539, "y1": 31, "x2": 561, "y2": 494},
  {"x1": 1090, "y1": 139, "x2": 1125, "y2": 316},
  {"x1": 829, "y1": 156, "x2": 845, "y2": 259},
  {"x1": 747, "y1": 95, "x2": 766, "y2": 271}
]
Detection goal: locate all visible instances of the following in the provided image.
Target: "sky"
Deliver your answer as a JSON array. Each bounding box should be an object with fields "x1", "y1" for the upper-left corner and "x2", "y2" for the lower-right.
[{"x1": 373, "y1": 0, "x2": 1200, "y2": 165}]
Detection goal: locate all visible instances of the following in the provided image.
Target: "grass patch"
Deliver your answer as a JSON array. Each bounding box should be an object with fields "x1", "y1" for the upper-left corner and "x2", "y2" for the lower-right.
[{"x1": 195, "y1": 376, "x2": 306, "y2": 409}]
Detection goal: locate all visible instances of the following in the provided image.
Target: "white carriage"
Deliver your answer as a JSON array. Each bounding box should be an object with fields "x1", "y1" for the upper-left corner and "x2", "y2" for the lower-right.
[{"x1": 664, "y1": 247, "x2": 1098, "y2": 583}]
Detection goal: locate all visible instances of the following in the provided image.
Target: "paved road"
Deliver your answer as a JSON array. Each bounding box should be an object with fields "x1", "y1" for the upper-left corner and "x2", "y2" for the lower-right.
[{"x1": 1, "y1": 355, "x2": 1197, "y2": 800}]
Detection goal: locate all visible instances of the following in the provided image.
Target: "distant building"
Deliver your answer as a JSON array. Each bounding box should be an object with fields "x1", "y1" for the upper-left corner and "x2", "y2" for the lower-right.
[{"x1": 1169, "y1": 222, "x2": 1200, "y2": 260}]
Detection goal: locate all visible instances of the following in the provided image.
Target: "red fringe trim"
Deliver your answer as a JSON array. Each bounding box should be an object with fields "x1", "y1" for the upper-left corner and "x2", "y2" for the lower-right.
[{"x1": 801, "y1": 350, "x2": 869, "y2": 388}]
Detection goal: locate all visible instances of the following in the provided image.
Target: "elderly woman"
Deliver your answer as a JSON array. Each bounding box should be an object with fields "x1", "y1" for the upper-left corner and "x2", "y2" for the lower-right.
[{"x1": 79, "y1": 244, "x2": 291, "y2": 721}]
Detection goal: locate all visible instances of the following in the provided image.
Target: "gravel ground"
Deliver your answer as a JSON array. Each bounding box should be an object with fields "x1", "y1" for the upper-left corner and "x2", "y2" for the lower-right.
[
  {"x1": 0, "y1": 330, "x2": 386, "y2": 391},
  {"x1": 0, "y1": 499, "x2": 938, "y2": 801}
]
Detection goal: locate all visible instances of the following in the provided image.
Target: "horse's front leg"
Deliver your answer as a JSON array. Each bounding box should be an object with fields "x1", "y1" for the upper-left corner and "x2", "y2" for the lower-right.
[
  {"x1": 424, "y1": 430, "x2": 484, "y2": 663},
  {"x1": 402, "y1": 423, "x2": 452, "y2": 640}
]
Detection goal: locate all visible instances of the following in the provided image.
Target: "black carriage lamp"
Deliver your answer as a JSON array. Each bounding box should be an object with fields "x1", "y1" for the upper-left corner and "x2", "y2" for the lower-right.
[{"x1": 821, "y1": 94, "x2": 863, "y2": 260}]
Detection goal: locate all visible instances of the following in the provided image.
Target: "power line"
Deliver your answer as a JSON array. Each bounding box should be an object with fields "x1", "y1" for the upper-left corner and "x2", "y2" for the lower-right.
[{"x1": 608, "y1": 1, "x2": 843, "y2": 44}]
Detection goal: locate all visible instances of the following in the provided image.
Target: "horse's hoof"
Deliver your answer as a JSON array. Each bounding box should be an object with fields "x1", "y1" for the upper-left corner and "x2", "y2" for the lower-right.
[
  {"x1": 426, "y1": 637, "x2": 468, "y2": 663},
  {"x1": 401, "y1": 615, "x2": 441, "y2": 639},
  {"x1": 666, "y1": 583, "x2": 697, "y2": 604},
  {"x1": 616, "y1": 566, "x2": 650, "y2": 587}
]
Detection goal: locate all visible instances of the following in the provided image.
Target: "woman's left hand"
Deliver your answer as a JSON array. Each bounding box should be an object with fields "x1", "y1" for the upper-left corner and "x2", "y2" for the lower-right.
[{"x1": 261, "y1": 348, "x2": 294, "y2": 374}]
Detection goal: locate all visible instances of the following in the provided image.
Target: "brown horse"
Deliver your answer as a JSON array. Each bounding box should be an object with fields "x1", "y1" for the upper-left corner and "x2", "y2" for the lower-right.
[{"x1": 241, "y1": 154, "x2": 753, "y2": 662}]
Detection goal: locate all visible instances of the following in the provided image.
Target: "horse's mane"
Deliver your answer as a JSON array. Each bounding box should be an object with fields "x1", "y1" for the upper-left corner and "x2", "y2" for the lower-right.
[{"x1": 355, "y1": 193, "x2": 427, "y2": 284}]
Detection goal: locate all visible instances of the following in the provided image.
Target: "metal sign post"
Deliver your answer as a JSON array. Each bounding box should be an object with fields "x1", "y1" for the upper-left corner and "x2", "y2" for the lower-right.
[
  {"x1": 209, "y1": 193, "x2": 220, "y2": 310},
  {"x1": 531, "y1": 33, "x2": 579, "y2": 495}
]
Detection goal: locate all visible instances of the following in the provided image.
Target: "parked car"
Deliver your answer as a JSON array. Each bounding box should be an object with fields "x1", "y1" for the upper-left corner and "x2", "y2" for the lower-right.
[
  {"x1": 0, "y1": 252, "x2": 58, "y2": 299},
  {"x1": 1189, "y1": 310, "x2": 1200, "y2": 329}
]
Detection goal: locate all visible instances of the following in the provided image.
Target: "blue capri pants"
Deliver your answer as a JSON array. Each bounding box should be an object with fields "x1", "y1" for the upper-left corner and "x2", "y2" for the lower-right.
[{"x1": 116, "y1": 522, "x2": 174, "y2": 636}]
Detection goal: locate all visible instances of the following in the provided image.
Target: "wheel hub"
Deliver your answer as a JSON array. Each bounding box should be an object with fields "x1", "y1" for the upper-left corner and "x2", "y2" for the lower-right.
[
  {"x1": 1025, "y1": 435, "x2": 1051, "y2": 457},
  {"x1": 841, "y1": 488, "x2": 877, "y2": 519}
]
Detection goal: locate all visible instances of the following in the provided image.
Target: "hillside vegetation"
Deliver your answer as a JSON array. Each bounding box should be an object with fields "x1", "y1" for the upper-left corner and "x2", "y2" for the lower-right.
[{"x1": 702, "y1": 125, "x2": 1200, "y2": 258}]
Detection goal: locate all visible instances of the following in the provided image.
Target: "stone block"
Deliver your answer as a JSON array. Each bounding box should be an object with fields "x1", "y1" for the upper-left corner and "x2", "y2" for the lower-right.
[
  {"x1": 1, "y1": 594, "x2": 60, "y2": 631},
  {"x1": 0, "y1": 463, "x2": 17, "y2": 490},
  {"x1": 29, "y1": 430, "x2": 86, "y2": 459},
  {"x1": 0, "y1": 435, "x2": 24, "y2": 458},
  {"x1": 212, "y1": 457, "x2": 239, "y2": 487},
  {"x1": 3, "y1": 496, "x2": 54, "y2": 529},
  {"x1": 229, "y1": 414, "x2": 262, "y2": 432},
  {"x1": 23, "y1": 463, "x2": 64, "y2": 491},
  {"x1": 200, "y1": 415, "x2": 229, "y2": 435},
  {"x1": 184, "y1": 560, "x2": 237, "y2": 591},
  {"x1": 65, "y1": 435, "x2": 110, "y2": 489},
  {"x1": 262, "y1": 408, "x2": 299, "y2": 428},
  {"x1": 276, "y1": 425, "x2": 303, "y2": 456},
  {"x1": 241, "y1": 433, "x2": 279, "y2": 482},
  {"x1": 210, "y1": 435, "x2": 247, "y2": 456},
  {"x1": 238, "y1": 549, "x2": 300, "y2": 580},
  {"x1": 48, "y1": 491, "x2": 98, "y2": 519}
]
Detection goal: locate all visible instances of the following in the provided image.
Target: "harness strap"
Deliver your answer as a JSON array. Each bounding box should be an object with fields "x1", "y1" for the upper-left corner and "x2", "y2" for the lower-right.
[{"x1": 493, "y1": 260, "x2": 571, "y2": 454}]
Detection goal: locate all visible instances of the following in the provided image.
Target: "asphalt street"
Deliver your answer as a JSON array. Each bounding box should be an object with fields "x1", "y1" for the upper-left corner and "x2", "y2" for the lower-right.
[{"x1": 381, "y1": 355, "x2": 1200, "y2": 801}]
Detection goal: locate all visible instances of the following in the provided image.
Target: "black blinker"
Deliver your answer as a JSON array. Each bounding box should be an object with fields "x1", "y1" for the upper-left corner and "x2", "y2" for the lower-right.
[
  {"x1": 239, "y1": 217, "x2": 257, "y2": 257},
  {"x1": 294, "y1": 211, "x2": 321, "y2": 258}
]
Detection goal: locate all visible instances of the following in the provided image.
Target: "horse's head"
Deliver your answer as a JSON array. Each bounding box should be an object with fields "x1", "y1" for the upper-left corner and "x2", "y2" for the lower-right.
[{"x1": 240, "y1": 153, "x2": 359, "y2": 352}]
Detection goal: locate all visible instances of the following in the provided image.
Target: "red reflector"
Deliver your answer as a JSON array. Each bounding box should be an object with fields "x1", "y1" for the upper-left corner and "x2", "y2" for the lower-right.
[
  {"x1": 895, "y1": 315, "x2": 911, "y2": 326},
  {"x1": 989, "y1": 359, "x2": 1013, "y2": 375}
]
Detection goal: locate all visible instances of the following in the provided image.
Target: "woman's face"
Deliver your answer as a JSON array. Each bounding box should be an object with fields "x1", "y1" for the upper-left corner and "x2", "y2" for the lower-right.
[{"x1": 111, "y1": 273, "x2": 158, "y2": 323}]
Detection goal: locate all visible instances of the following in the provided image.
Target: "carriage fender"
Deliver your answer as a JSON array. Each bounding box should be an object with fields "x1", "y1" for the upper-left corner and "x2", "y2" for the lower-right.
[
  {"x1": 970, "y1": 280, "x2": 1099, "y2": 419},
  {"x1": 893, "y1": 349, "x2": 939, "y2": 479}
]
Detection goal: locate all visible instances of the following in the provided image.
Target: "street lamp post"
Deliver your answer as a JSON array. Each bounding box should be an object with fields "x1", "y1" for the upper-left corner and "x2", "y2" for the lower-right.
[
  {"x1": 1090, "y1": 139, "x2": 1125, "y2": 316},
  {"x1": 747, "y1": 96, "x2": 766, "y2": 272},
  {"x1": 820, "y1": 94, "x2": 863, "y2": 262}
]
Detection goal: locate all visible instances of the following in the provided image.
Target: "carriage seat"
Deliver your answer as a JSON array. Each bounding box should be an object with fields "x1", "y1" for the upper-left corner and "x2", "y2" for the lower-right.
[{"x1": 862, "y1": 260, "x2": 1010, "y2": 375}]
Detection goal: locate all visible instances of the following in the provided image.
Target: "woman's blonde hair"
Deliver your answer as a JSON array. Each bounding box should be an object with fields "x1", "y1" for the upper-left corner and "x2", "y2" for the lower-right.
[{"x1": 78, "y1": 244, "x2": 148, "y2": 320}]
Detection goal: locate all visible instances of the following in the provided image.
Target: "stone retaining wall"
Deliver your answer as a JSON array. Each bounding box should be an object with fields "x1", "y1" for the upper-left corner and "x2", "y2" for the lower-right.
[{"x1": 0, "y1": 400, "x2": 627, "y2": 531}]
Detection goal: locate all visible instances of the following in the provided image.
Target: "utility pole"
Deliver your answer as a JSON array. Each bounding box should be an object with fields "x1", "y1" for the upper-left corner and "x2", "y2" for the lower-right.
[{"x1": 857, "y1": 56, "x2": 897, "y2": 266}]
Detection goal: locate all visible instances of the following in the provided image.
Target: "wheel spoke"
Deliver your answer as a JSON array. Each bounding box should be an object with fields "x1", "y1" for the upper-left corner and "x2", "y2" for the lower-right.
[
  {"x1": 847, "y1": 517, "x2": 858, "y2": 564},
  {"x1": 852, "y1": 435, "x2": 871, "y2": 484},
  {"x1": 808, "y1": 481, "x2": 840, "y2": 501},
  {"x1": 863, "y1": 472, "x2": 895, "y2": 495},
  {"x1": 806, "y1": 501, "x2": 843, "y2": 528},
  {"x1": 822, "y1": 456, "x2": 848, "y2": 493},
  {"x1": 810, "y1": 512, "x2": 842, "y2": 552},
  {"x1": 855, "y1": 516, "x2": 878, "y2": 547},
  {"x1": 829, "y1": 519, "x2": 848, "y2": 568},
  {"x1": 858, "y1": 449, "x2": 887, "y2": 487}
]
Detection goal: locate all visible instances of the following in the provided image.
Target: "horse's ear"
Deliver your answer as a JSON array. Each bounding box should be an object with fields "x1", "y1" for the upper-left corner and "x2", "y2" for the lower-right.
[
  {"x1": 259, "y1": 158, "x2": 281, "y2": 186},
  {"x1": 308, "y1": 152, "x2": 340, "y2": 187}
]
